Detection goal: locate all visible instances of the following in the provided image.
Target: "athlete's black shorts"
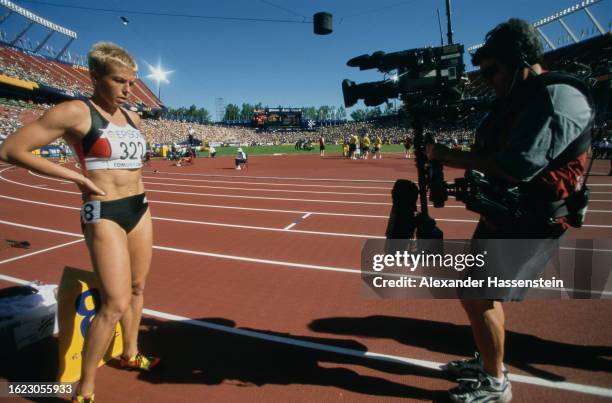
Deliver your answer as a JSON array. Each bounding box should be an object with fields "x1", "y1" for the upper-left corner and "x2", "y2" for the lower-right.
[{"x1": 80, "y1": 193, "x2": 148, "y2": 234}]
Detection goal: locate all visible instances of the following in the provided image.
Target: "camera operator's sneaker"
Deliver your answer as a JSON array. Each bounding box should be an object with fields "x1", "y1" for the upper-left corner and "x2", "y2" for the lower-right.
[
  {"x1": 441, "y1": 352, "x2": 507, "y2": 379},
  {"x1": 449, "y1": 371, "x2": 512, "y2": 403}
]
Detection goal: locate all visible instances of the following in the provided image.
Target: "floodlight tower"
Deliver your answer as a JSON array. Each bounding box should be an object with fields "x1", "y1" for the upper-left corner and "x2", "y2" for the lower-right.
[
  {"x1": 215, "y1": 97, "x2": 226, "y2": 122},
  {"x1": 146, "y1": 63, "x2": 172, "y2": 100},
  {"x1": 468, "y1": 0, "x2": 606, "y2": 53}
]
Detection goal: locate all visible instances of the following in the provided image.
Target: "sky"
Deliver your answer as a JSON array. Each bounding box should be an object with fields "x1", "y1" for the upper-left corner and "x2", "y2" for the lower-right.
[{"x1": 3, "y1": 0, "x2": 611, "y2": 119}]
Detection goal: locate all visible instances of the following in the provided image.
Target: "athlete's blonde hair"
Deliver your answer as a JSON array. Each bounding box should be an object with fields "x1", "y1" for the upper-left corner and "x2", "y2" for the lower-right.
[{"x1": 88, "y1": 42, "x2": 137, "y2": 77}]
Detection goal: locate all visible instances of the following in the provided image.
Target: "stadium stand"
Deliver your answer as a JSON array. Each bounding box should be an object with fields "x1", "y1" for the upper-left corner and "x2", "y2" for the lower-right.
[
  {"x1": 464, "y1": 32, "x2": 612, "y2": 102},
  {"x1": 0, "y1": 42, "x2": 162, "y2": 110}
]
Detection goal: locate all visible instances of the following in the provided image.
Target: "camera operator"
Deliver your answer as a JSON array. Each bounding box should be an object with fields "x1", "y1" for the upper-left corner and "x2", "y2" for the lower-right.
[{"x1": 425, "y1": 19, "x2": 594, "y2": 402}]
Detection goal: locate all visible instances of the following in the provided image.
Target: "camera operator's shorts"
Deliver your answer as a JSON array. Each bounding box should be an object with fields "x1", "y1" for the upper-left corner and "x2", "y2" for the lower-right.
[
  {"x1": 80, "y1": 194, "x2": 148, "y2": 234},
  {"x1": 459, "y1": 219, "x2": 565, "y2": 301}
]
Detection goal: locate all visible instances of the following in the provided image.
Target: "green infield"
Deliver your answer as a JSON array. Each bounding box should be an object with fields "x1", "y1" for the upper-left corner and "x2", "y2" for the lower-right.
[{"x1": 197, "y1": 144, "x2": 408, "y2": 157}]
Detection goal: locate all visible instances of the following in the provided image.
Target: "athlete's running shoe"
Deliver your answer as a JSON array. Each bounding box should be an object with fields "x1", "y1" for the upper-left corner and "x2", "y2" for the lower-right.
[
  {"x1": 72, "y1": 394, "x2": 95, "y2": 403},
  {"x1": 449, "y1": 371, "x2": 512, "y2": 403},
  {"x1": 119, "y1": 353, "x2": 160, "y2": 371}
]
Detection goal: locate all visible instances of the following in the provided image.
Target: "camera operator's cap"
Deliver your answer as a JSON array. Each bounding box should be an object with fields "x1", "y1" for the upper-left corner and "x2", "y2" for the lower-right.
[
  {"x1": 471, "y1": 18, "x2": 543, "y2": 68},
  {"x1": 237, "y1": 148, "x2": 243, "y2": 152}
]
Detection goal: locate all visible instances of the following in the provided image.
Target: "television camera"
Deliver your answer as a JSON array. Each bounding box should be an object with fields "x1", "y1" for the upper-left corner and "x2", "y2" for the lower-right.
[{"x1": 342, "y1": 41, "x2": 481, "y2": 239}]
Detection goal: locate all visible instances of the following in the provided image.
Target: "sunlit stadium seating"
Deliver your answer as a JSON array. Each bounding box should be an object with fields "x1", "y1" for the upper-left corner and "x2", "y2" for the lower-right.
[{"x1": 0, "y1": 43, "x2": 162, "y2": 109}]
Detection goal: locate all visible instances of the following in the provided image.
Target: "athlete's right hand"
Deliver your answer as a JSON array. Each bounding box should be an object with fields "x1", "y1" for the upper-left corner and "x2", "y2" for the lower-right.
[{"x1": 75, "y1": 176, "x2": 106, "y2": 197}]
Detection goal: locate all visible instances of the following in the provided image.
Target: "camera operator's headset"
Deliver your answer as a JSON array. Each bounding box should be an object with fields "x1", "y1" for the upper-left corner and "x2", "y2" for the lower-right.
[{"x1": 506, "y1": 47, "x2": 595, "y2": 228}]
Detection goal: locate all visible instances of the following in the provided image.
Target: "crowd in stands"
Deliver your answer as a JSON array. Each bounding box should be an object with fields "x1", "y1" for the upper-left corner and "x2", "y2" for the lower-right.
[
  {"x1": 0, "y1": 43, "x2": 160, "y2": 109},
  {"x1": 0, "y1": 95, "x2": 485, "y2": 150},
  {"x1": 0, "y1": 98, "x2": 48, "y2": 141},
  {"x1": 140, "y1": 119, "x2": 265, "y2": 145},
  {"x1": 0, "y1": 48, "x2": 90, "y2": 97},
  {"x1": 141, "y1": 118, "x2": 476, "y2": 147},
  {"x1": 1, "y1": 98, "x2": 608, "y2": 163},
  {"x1": 0, "y1": 99, "x2": 479, "y2": 149}
]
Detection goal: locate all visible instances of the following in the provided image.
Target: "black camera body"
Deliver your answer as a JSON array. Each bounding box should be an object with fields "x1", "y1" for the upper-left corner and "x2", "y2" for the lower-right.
[
  {"x1": 342, "y1": 43, "x2": 465, "y2": 108},
  {"x1": 431, "y1": 169, "x2": 524, "y2": 222},
  {"x1": 430, "y1": 169, "x2": 590, "y2": 228}
]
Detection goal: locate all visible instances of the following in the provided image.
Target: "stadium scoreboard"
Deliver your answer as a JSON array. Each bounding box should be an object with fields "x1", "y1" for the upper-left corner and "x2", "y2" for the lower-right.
[{"x1": 253, "y1": 108, "x2": 302, "y2": 128}]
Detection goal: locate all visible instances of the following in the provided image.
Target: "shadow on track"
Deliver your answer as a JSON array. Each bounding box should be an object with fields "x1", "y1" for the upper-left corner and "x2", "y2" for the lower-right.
[
  {"x1": 128, "y1": 317, "x2": 450, "y2": 401},
  {"x1": 309, "y1": 315, "x2": 612, "y2": 381}
]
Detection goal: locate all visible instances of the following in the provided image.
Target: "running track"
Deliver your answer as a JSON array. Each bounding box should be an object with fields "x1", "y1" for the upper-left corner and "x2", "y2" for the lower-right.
[{"x1": 0, "y1": 154, "x2": 611, "y2": 402}]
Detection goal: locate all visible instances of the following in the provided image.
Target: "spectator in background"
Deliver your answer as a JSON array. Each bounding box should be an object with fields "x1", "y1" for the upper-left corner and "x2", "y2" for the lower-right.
[
  {"x1": 373, "y1": 135, "x2": 382, "y2": 159},
  {"x1": 319, "y1": 134, "x2": 325, "y2": 157},
  {"x1": 404, "y1": 134, "x2": 413, "y2": 159},
  {"x1": 349, "y1": 134, "x2": 358, "y2": 159},
  {"x1": 235, "y1": 147, "x2": 247, "y2": 170},
  {"x1": 361, "y1": 133, "x2": 371, "y2": 160}
]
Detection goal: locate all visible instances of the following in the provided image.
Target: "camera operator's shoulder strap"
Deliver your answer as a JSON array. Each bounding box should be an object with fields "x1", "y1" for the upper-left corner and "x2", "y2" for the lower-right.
[
  {"x1": 532, "y1": 72, "x2": 595, "y2": 167},
  {"x1": 528, "y1": 73, "x2": 595, "y2": 227}
]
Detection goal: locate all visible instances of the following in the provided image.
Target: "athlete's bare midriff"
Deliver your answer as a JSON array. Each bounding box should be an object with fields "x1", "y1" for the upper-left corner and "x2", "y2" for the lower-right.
[{"x1": 84, "y1": 168, "x2": 144, "y2": 202}]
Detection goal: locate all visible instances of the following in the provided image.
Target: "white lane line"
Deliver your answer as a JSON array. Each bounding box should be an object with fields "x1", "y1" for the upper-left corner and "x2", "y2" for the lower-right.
[
  {"x1": 2, "y1": 170, "x2": 391, "y2": 206},
  {"x1": 0, "y1": 239, "x2": 84, "y2": 265},
  {"x1": 28, "y1": 171, "x2": 391, "y2": 196},
  {"x1": 1, "y1": 192, "x2": 388, "y2": 219},
  {"x1": 0, "y1": 195, "x2": 382, "y2": 239},
  {"x1": 154, "y1": 216, "x2": 383, "y2": 239},
  {"x1": 144, "y1": 170, "x2": 406, "y2": 183},
  {"x1": 7, "y1": 190, "x2": 612, "y2": 230},
  {"x1": 28, "y1": 170, "x2": 72, "y2": 183},
  {"x1": 151, "y1": 199, "x2": 389, "y2": 219},
  {"x1": 153, "y1": 245, "x2": 360, "y2": 274},
  {"x1": 142, "y1": 175, "x2": 393, "y2": 190},
  {"x1": 0, "y1": 220, "x2": 84, "y2": 237},
  {"x1": 0, "y1": 270, "x2": 610, "y2": 398},
  {"x1": 0, "y1": 194, "x2": 80, "y2": 210},
  {"x1": 0, "y1": 171, "x2": 79, "y2": 195},
  {"x1": 0, "y1": 220, "x2": 359, "y2": 273},
  {"x1": 7, "y1": 170, "x2": 612, "y2": 228},
  {"x1": 143, "y1": 180, "x2": 388, "y2": 197},
  {"x1": 2, "y1": 217, "x2": 612, "y2": 294},
  {"x1": 0, "y1": 273, "x2": 30, "y2": 285},
  {"x1": 283, "y1": 212, "x2": 312, "y2": 231},
  {"x1": 146, "y1": 188, "x2": 392, "y2": 205}
]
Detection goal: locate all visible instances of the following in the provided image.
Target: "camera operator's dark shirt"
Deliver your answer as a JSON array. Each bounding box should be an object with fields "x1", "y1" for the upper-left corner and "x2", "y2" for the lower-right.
[
  {"x1": 495, "y1": 83, "x2": 591, "y2": 181},
  {"x1": 474, "y1": 81, "x2": 593, "y2": 233},
  {"x1": 477, "y1": 83, "x2": 592, "y2": 200}
]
